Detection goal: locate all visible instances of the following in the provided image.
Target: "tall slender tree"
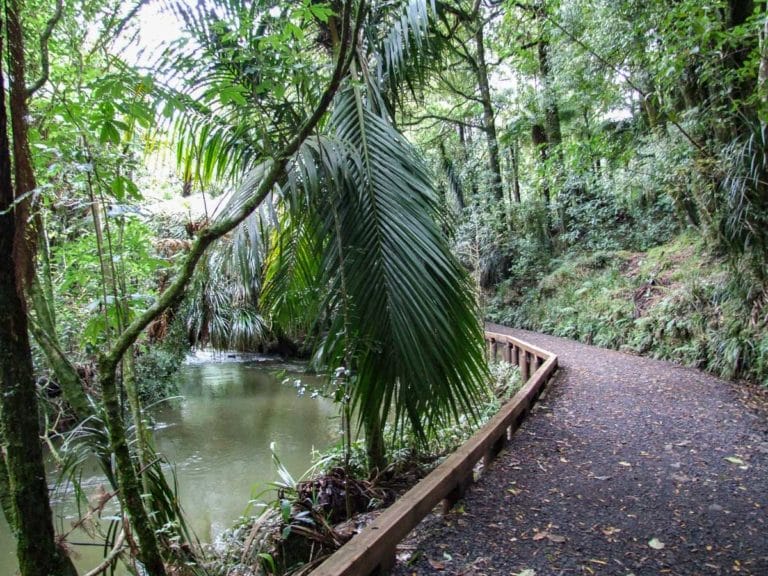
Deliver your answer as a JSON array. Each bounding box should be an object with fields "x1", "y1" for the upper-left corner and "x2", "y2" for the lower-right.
[{"x1": 0, "y1": 5, "x2": 78, "y2": 575}]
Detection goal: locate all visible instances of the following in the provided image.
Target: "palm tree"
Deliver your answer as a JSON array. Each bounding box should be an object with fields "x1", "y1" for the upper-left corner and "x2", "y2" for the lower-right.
[{"x1": 167, "y1": 0, "x2": 488, "y2": 469}]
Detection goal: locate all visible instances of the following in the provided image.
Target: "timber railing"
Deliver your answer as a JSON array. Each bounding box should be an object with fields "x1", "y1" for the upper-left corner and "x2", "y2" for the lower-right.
[{"x1": 312, "y1": 328, "x2": 558, "y2": 576}]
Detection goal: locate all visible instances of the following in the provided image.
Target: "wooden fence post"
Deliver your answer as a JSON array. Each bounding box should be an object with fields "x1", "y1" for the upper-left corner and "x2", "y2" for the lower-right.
[
  {"x1": 484, "y1": 432, "x2": 507, "y2": 468},
  {"x1": 520, "y1": 351, "x2": 529, "y2": 382},
  {"x1": 442, "y1": 473, "x2": 473, "y2": 514}
]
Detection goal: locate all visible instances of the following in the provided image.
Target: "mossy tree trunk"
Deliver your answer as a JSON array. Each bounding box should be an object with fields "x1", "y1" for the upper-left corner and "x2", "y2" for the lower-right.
[
  {"x1": 0, "y1": 9, "x2": 77, "y2": 574},
  {"x1": 97, "y1": 364, "x2": 167, "y2": 576}
]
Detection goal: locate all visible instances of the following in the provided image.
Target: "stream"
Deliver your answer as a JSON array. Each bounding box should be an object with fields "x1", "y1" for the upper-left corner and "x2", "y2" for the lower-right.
[{"x1": 0, "y1": 354, "x2": 338, "y2": 574}]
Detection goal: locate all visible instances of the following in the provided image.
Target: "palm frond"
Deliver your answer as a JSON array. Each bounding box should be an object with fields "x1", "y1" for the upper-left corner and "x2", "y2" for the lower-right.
[
  {"x1": 152, "y1": 0, "x2": 333, "y2": 185},
  {"x1": 183, "y1": 221, "x2": 271, "y2": 352},
  {"x1": 369, "y1": 0, "x2": 445, "y2": 111},
  {"x1": 304, "y1": 84, "x2": 488, "y2": 441},
  {"x1": 261, "y1": 212, "x2": 324, "y2": 335}
]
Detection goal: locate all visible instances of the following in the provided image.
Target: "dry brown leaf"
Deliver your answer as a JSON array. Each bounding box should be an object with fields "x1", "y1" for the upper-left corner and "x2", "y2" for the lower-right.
[{"x1": 428, "y1": 558, "x2": 446, "y2": 570}]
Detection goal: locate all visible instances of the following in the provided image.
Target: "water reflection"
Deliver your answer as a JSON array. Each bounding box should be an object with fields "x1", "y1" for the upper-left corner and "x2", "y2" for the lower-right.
[{"x1": 0, "y1": 359, "x2": 337, "y2": 574}]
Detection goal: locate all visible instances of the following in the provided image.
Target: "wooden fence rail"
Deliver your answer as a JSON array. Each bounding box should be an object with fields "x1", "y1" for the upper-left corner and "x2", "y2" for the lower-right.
[{"x1": 312, "y1": 329, "x2": 558, "y2": 575}]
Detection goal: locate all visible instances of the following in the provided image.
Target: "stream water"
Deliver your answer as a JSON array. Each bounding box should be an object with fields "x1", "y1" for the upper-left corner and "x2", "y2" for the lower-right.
[{"x1": 0, "y1": 355, "x2": 338, "y2": 574}]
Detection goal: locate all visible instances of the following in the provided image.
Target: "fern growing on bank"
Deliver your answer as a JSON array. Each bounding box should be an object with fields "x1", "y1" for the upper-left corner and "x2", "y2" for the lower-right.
[{"x1": 488, "y1": 233, "x2": 768, "y2": 387}]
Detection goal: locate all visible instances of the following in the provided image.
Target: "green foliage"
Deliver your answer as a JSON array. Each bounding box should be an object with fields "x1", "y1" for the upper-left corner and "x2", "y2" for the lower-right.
[
  {"x1": 51, "y1": 409, "x2": 196, "y2": 559},
  {"x1": 289, "y1": 83, "x2": 488, "y2": 451},
  {"x1": 51, "y1": 216, "x2": 163, "y2": 352},
  {"x1": 494, "y1": 234, "x2": 768, "y2": 386},
  {"x1": 160, "y1": 0, "x2": 340, "y2": 185},
  {"x1": 10, "y1": 0, "x2": 768, "y2": 573},
  {"x1": 183, "y1": 230, "x2": 271, "y2": 352},
  {"x1": 134, "y1": 318, "x2": 187, "y2": 403},
  {"x1": 718, "y1": 119, "x2": 768, "y2": 276}
]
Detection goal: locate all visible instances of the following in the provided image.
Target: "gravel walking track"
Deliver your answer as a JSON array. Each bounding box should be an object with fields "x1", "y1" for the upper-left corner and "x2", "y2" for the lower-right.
[{"x1": 391, "y1": 326, "x2": 768, "y2": 576}]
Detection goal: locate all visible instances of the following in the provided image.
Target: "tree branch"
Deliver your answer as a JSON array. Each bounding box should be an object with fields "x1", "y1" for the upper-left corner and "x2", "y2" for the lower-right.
[
  {"x1": 438, "y1": 73, "x2": 483, "y2": 103},
  {"x1": 82, "y1": 530, "x2": 126, "y2": 576},
  {"x1": 26, "y1": 0, "x2": 63, "y2": 98},
  {"x1": 401, "y1": 113, "x2": 482, "y2": 130},
  {"x1": 86, "y1": 0, "x2": 150, "y2": 62}
]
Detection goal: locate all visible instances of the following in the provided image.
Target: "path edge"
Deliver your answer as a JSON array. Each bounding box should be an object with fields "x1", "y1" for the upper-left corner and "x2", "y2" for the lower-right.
[{"x1": 311, "y1": 329, "x2": 558, "y2": 575}]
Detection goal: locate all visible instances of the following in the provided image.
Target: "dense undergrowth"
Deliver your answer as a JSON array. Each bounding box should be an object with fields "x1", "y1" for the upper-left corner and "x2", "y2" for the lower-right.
[{"x1": 487, "y1": 233, "x2": 768, "y2": 386}]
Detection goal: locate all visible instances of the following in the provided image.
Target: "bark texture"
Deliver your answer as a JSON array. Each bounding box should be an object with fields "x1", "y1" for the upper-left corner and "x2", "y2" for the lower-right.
[{"x1": 0, "y1": 10, "x2": 77, "y2": 575}]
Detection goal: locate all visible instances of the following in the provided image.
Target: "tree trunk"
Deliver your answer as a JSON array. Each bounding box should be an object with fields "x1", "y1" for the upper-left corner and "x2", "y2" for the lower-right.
[
  {"x1": 473, "y1": 19, "x2": 504, "y2": 202},
  {"x1": 537, "y1": 35, "x2": 563, "y2": 160},
  {"x1": 27, "y1": 315, "x2": 93, "y2": 420},
  {"x1": 759, "y1": 4, "x2": 768, "y2": 169},
  {"x1": 28, "y1": 244, "x2": 93, "y2": 420},
  {"x1": 533, "y1": 1, "x2": 561, "y2": 214},
  {"x1": 364, "y1": 412, "x2": 387, "y2": 473},
  {"x1": 531, "y1": 123, "x2": 550, "y2": 205},
  {"x1": 7, "y1": 0, "x2": 37, "y2": 290},
  {"x1": 457, "y1": 125, "x2": 479, "y2": 199},
  {"x1": 640, "y1": 94, "x2": 660, "y2": 130},
  {"x1": 0, "y1": 11, "x2": 77, "y2": 575},
  {"x1": 0, "y1": 454, "x2": 16, "y2": 529},
  {"x1": 98, "y1": 364, "x2": 167, "y2": 576},
  {"x1": 439, "y1": 141, "x2": 465, "y2": 209},
  {"x1": 507, "y1": 141, "x2": 521, "y2": 203}
]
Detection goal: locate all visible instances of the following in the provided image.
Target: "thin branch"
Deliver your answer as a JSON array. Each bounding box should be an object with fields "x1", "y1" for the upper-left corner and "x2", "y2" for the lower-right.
[
  {"x1": 438, "y1": 73, "x2": 483, "y2": 103},
  {"x1": 82, "y1": 530, "x2": 126, "y2": 576},
  {"x1": 401, "y1": 113, "x2": 482, "y2": 129},
  {"x1": 26, "y1": 0, "x2": 63, "y2": 98},
  {"x1": 451, "y1": 31, "x2": 479, "y2": 70},
  {"x1": 85, "y1": 0, "x2": 150, "y2": 62}
]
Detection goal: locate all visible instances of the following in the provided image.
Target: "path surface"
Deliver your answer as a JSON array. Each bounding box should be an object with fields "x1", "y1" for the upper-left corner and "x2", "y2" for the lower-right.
[{"x1": 392, "y1": 326, "x2": 768, "y2": 575}]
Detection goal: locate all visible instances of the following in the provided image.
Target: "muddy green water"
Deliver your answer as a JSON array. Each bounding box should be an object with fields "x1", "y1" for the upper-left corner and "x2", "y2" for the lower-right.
[{"x1": 0, "y1": 357, "x2": 337, "y2": 574}]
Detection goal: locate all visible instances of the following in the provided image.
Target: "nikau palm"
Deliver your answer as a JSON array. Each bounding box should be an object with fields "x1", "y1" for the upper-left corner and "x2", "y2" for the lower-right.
[
  {"x1": 267, "y1": 82, "x2": 488, "y2": 467},
  {"x1": 175, "y1": 0, "x2": 489, "y2": 468}
]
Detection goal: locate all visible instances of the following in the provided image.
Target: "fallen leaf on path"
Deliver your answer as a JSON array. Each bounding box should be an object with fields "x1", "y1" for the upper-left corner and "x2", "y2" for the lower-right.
[
  {"x1": 428, "y1": 559, "x2": 445, "y2": 570},
  {"x1": 724, "y1": 456, "x2": 746, "y2": 466},
  {"x1": 514, "y1": 570, "x2": 536, "y2": 576},
  {"x1": 547, "y1": 533, "x2": 567, "y2": 543},
  {"x1": 648, "y1": 537, "x2": 665, "y2": 550},
  {"x1": 532, "y1": 531, "x2": 548, "y2": 541}
]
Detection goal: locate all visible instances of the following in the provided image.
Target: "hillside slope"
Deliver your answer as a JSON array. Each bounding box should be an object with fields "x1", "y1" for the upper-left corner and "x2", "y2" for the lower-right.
[{"x1": 488, "y1": 233, "x2": 768, "y2": 386}]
